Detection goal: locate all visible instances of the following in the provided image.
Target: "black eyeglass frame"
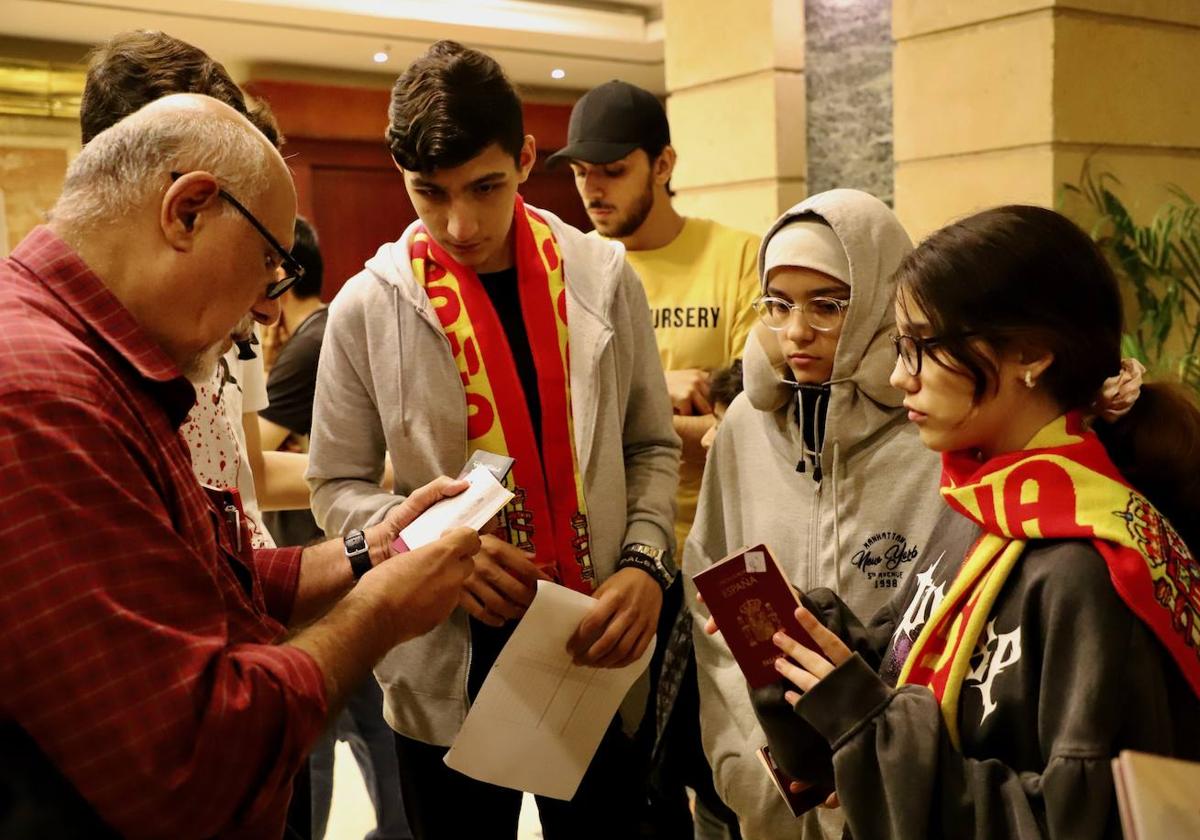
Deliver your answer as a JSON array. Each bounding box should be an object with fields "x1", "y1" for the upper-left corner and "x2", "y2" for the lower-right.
[
  {"x1": 752, "y1": 294, "x2": 851, "y2": 333},
  {"x1": 170, "y1": 171, "x2": 303, "y2": 300},
  {"x1": 892, "y1": 332, "x2": 979, "y2": 376}
]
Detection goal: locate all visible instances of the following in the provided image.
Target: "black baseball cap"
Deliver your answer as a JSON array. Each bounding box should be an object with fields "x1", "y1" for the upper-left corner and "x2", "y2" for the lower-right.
[{"x1": 546, "y1": 80, "x2": 670, "y2": 167}]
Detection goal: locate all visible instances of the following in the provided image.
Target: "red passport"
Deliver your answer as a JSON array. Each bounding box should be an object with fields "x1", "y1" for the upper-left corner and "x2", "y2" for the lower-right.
[
  {"x1": 757, "y1": 745, "x2": 833, "y2": 816},
  {"x1": 691, "y1": 544, "x2": 818, "y2": 689}
]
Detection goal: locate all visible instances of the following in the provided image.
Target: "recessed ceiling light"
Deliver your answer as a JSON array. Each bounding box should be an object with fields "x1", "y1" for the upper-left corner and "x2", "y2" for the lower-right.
[
  {"x1": 373, "y1": 47, "x2": 389, "y2": 64},
  {"x1": 551, "y1": 68, "x2": 566, "y2": 80}
]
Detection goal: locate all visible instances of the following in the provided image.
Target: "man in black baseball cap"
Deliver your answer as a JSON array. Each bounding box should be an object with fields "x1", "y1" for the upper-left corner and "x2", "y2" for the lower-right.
[
  {"x1": 547, "y1": 79, "x2": 671, "y2": 169},
  {"x1": 553, "y1": 79, "x2": 757, "y2": 840}
]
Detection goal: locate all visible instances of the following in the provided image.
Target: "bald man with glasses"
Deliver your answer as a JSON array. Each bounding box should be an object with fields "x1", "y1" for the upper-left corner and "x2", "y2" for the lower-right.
[{"x1": 0, "y1": 95, "x2": 477, "y2": 840}]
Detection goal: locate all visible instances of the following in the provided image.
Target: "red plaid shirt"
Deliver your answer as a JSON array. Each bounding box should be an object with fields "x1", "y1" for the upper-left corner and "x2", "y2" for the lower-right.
[{"x1": 0, "y1": 228, "x2": 327, "y2": 838}]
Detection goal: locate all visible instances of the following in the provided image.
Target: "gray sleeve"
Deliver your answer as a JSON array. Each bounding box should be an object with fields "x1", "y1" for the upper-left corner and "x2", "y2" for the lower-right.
[
  {"x1": 795, "y1": 546, "x2": 1161, "y2": 840},
  {"x1": 306, "y1": 288, "x2": 404, "y2": 536},
  {"x1": 683, "y1": 434, "x2": 823, "y2": 838},
  {"x1": 614, "y1": 262, "x2": 681, "y2": 555},
  {"x1": 803, "y1": 587, "x2": 901, "y2": 671}
]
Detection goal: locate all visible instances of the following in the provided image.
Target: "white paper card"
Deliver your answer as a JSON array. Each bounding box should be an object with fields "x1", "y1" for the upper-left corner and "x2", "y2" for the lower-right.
[
  {"x1": 443, "y1": 580, "x2": 655, "y2": 800},
  {"x1": 399, "y1": 466, "x2": 514, "y2": 550},
  {"x1": 745, "y1": 550, "x2": 767, "y2": 573}
]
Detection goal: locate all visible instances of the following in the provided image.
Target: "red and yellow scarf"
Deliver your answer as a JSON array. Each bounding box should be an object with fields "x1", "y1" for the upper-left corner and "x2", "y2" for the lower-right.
[
  {"x1": 898, "y1": 412, "x2": 1200, "y2": 747},
  {"x1": 410, "y1": 195, "x2": 594, "y2": 593}
]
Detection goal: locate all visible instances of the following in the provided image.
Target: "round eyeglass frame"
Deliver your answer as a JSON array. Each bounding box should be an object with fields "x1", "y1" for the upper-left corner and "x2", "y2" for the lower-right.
[{"x1": 752, "y1": 295, "x2": 850, "y2": 333}]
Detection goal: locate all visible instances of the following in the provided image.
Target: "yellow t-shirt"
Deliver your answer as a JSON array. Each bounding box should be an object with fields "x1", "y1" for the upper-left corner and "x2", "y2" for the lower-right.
[{"x1": 619, "y1": 217, "x2": 762, "y2": 555}]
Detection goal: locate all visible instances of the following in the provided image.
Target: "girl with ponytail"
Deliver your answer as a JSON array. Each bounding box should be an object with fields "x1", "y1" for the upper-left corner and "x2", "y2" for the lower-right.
[{"x1": 753, "y1": 205, "x2": 1200, "y2": 839}]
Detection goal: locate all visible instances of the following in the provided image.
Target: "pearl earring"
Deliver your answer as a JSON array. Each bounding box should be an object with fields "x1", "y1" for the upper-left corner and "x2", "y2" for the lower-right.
[{"x1": 1024, "y1": 370, "x2": 1035, "y2": 389}]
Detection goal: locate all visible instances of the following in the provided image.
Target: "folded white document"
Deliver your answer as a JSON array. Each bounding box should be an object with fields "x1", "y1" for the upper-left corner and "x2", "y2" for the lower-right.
[
  {"x1": 444, "y1": 580, "x2": 655, "y2": 800},
  {"x1": 398, "y1": 466, "x2": 514, "y2": 551}
]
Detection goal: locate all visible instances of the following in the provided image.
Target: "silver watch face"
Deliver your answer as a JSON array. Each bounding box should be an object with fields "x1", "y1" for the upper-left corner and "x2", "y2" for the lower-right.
[{"x1": 627, "y1": 543, "x2": 665, "y2": 562}]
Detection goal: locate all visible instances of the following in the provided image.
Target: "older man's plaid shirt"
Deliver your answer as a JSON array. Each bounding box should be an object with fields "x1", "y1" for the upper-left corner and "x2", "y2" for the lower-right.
[{"x1": 0, "y1": 227, "x2": 327, "y2": 838}]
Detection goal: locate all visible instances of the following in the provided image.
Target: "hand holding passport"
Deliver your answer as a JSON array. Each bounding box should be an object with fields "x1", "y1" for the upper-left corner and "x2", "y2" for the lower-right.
[
  {"x1": 691, "y1": 544, "x2": 821, "y2": 688},
  {"x1": 692, "y1": 544, "x2": 836, "y2": 816}
]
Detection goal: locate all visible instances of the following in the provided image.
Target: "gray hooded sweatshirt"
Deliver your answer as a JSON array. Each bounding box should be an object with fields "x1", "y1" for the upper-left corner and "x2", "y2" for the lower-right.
[
  {"x1": 683, "y1": 190, "x2": 945, "y2": 840},
  {"x1": 306, "y1": 205, "x2": 680, "y2": 747}
]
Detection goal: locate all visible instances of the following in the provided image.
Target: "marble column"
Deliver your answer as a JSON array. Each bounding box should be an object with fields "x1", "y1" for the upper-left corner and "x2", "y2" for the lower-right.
[{"x1": 804, "y1": 0, "x2": 893, "y2": 204}]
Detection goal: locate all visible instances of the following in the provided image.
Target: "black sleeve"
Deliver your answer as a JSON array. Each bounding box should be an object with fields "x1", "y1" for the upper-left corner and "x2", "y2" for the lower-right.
[
  {"x1": 802, "y1": 586, "x2": 904, "y2": 672},
  {"x1": 747, "y1": 585, "x2": 908, "y2": 785},
  {"x1": 261, "y1": 331, "x2": 322, "y2": 436}
]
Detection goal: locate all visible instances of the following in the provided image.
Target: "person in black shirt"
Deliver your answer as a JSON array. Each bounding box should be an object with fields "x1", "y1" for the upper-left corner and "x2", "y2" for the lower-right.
[
  {"x1": 261, "y1": 218, "x2": 412, "y2": 840},
  {"x1": 260, "y1": 217, "x2": 329, "y2": 547}
]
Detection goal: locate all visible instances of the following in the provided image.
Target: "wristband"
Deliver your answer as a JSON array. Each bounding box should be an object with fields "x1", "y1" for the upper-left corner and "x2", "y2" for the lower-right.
[{"x1": 344, "y1": 528, "x2": 372, "y2": 582}]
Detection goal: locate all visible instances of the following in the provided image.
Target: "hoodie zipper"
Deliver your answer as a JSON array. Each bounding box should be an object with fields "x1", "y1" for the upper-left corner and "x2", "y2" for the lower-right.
[
  {"x1": 807, "y1": 481, "x2": 822, "y2": 593},
  {"x1": 408, "y1": 292, "x2": 475, "y2": 714}
]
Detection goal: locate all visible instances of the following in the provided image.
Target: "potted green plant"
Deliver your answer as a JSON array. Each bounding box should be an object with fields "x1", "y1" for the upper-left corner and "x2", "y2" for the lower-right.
[{"x1": 1063, "y1": 161, "x2": 1200, "y2": 396}]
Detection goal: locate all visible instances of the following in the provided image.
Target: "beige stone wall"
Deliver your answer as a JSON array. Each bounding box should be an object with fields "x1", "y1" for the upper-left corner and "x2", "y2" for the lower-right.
[
  {"x1": 893, "y1": 1, "x2": 1200, "y2": 240},
  {"x1": 663, "y1": 0, "x2": 806, "y2": 236},
  {"x1": 0, "y1": 116, "x2": 78, "y2": 255}
]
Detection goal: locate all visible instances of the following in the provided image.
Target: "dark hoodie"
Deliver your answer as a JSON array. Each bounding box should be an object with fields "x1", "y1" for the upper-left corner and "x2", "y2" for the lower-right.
[{"x1": 793, "y1": 499, "x2": 1200, "y2": 839}]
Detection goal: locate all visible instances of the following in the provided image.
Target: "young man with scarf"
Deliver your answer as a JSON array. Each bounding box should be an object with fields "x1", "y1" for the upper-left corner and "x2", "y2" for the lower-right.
[
  {"x1": 306, "y1": 41, "x2": 680, "y2": 839},
  {"x1": 762, "y1": 206, "x2": 1200, "y2": 839},
  {"x1": 552, "y1": 81, "x2": 759, "y2": 840}
]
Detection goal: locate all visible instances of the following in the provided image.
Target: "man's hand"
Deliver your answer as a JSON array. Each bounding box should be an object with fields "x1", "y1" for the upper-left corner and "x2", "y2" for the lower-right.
[
  {"x1": 664, "y1": 368, "x2": 712, "y2": 416},
  {"x1": 366, "y1": 476, "x2": 469, "y2": 564},
  {"x1": 568, "y1": 568, "x2": 663, "y2": 668},
  {"x1": 360, "y1": 526, "x2": 480, "y2": 643},
  {"x1": 460, "y1": 534, "x2": 548, "y2": 627}
]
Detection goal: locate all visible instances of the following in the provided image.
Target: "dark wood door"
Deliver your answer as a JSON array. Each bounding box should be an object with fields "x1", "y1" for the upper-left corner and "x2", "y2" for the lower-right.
[
  {"x1": 308, "y1": 165, "x2": 415, "y2": 301},
  {"x1": 284, "y1": 138, "x2": 412, "y2": 301}
]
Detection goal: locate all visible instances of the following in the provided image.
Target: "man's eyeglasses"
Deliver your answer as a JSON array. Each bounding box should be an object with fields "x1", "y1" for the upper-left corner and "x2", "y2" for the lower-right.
[
  {"x1": 892, "y1": 332, "x2": 976, "y2": 376},
  {"x1": 752, "y1": 295, "x2": 850, "y2": 333},
  {"x1": 170, "y1": 172, "x2": 303, "y2": 300}
]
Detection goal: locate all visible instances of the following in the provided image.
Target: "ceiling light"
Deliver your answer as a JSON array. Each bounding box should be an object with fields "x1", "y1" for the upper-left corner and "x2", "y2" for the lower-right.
[
  {"x1": 551, "y1": 68, "x2": 566, "y2": 80},
  {"x1": 373, "y1": 47, "x2": 390, "y2": 64}
]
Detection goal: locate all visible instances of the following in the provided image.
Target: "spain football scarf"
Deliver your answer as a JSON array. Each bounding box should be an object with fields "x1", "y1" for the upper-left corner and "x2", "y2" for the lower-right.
[
  {"x1": 409, "y1": 195, "x2": 595, "y2": 593},
  {"x1": 898, "y1": 411, "x2": 1200, "y2": 747}
]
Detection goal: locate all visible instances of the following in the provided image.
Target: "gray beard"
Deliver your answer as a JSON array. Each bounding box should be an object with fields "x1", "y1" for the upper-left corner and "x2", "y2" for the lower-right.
[
  {"x1": 180, "y1": 340, "x2": 228, "y2": 385},
  {"x1": 180, "y1": 314, "x2": 255, "y2": 384}
]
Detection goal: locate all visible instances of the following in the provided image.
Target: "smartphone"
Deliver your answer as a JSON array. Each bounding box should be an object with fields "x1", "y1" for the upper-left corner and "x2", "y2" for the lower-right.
[{"x1": 456, "y1": 450, "x2": 515, "y2": 484}]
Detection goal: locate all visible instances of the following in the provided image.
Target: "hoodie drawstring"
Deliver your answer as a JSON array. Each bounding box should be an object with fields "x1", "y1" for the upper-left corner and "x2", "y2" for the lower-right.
[
  {"x1": 793, "y1": 385, "x2": 830, "y2": 481},
  {"x1": 831, "y1": 440, "x2": 842, "y2": 601},
  {"x1": 393, "y1": 285, "x2": 410, "y2": 438}
]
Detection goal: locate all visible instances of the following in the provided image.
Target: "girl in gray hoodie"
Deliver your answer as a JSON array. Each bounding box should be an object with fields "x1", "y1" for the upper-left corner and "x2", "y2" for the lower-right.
[{"x1": 683, "y1": 189, "x2": 944, "y2": 839}]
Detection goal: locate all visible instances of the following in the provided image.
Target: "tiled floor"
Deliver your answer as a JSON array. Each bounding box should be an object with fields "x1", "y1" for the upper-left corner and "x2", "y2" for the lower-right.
[{"x1": 324, "y1": 742, "x2": 543, "y2": 840}]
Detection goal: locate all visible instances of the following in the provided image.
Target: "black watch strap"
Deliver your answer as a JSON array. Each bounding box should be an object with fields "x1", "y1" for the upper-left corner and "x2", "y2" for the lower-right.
[
  {"x1": 617, "y1": 544, "x2": 676, "y2": 591},
  {"x1": 344, "y1": 528, "x2": 372, "y2": 582}
]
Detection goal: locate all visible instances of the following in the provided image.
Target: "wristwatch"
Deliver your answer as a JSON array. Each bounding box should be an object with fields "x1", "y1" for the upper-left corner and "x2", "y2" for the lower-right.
[
  {"x1": 344, "y1": 528, "x2": 373, "y2": 582},
  {"x1": 617, "y1": 543, "x2": 677, "y2": 591}
]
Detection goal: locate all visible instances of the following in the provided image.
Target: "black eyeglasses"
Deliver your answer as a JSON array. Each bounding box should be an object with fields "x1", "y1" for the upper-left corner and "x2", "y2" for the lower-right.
[
  {"x1": 170, "y1": 172, "x2": 304, "y2": 300},
  {"x1": 892, "y1": 332, "x2": 977, "y2": 376}
]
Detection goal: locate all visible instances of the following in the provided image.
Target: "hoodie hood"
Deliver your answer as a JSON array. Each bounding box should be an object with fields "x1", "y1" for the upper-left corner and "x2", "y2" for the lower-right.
[
  {"x1": 743, "y1": 188, "x2": 913, "y2": 460},
  {"x1": 362, "y1": 208, "x2": 627, "y2": 319},
  {"x1": 357, "y1": 205, "x2": 629, "y2": 435}
]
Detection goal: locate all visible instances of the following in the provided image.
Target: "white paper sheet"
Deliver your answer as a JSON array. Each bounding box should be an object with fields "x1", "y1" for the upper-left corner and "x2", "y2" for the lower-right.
[
  {"x1": 443, "y1": 580, "x2": 654, "y2": 800},
  {"x1": 398, "y1": 466, "x2": 513, "y2": 550}
]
